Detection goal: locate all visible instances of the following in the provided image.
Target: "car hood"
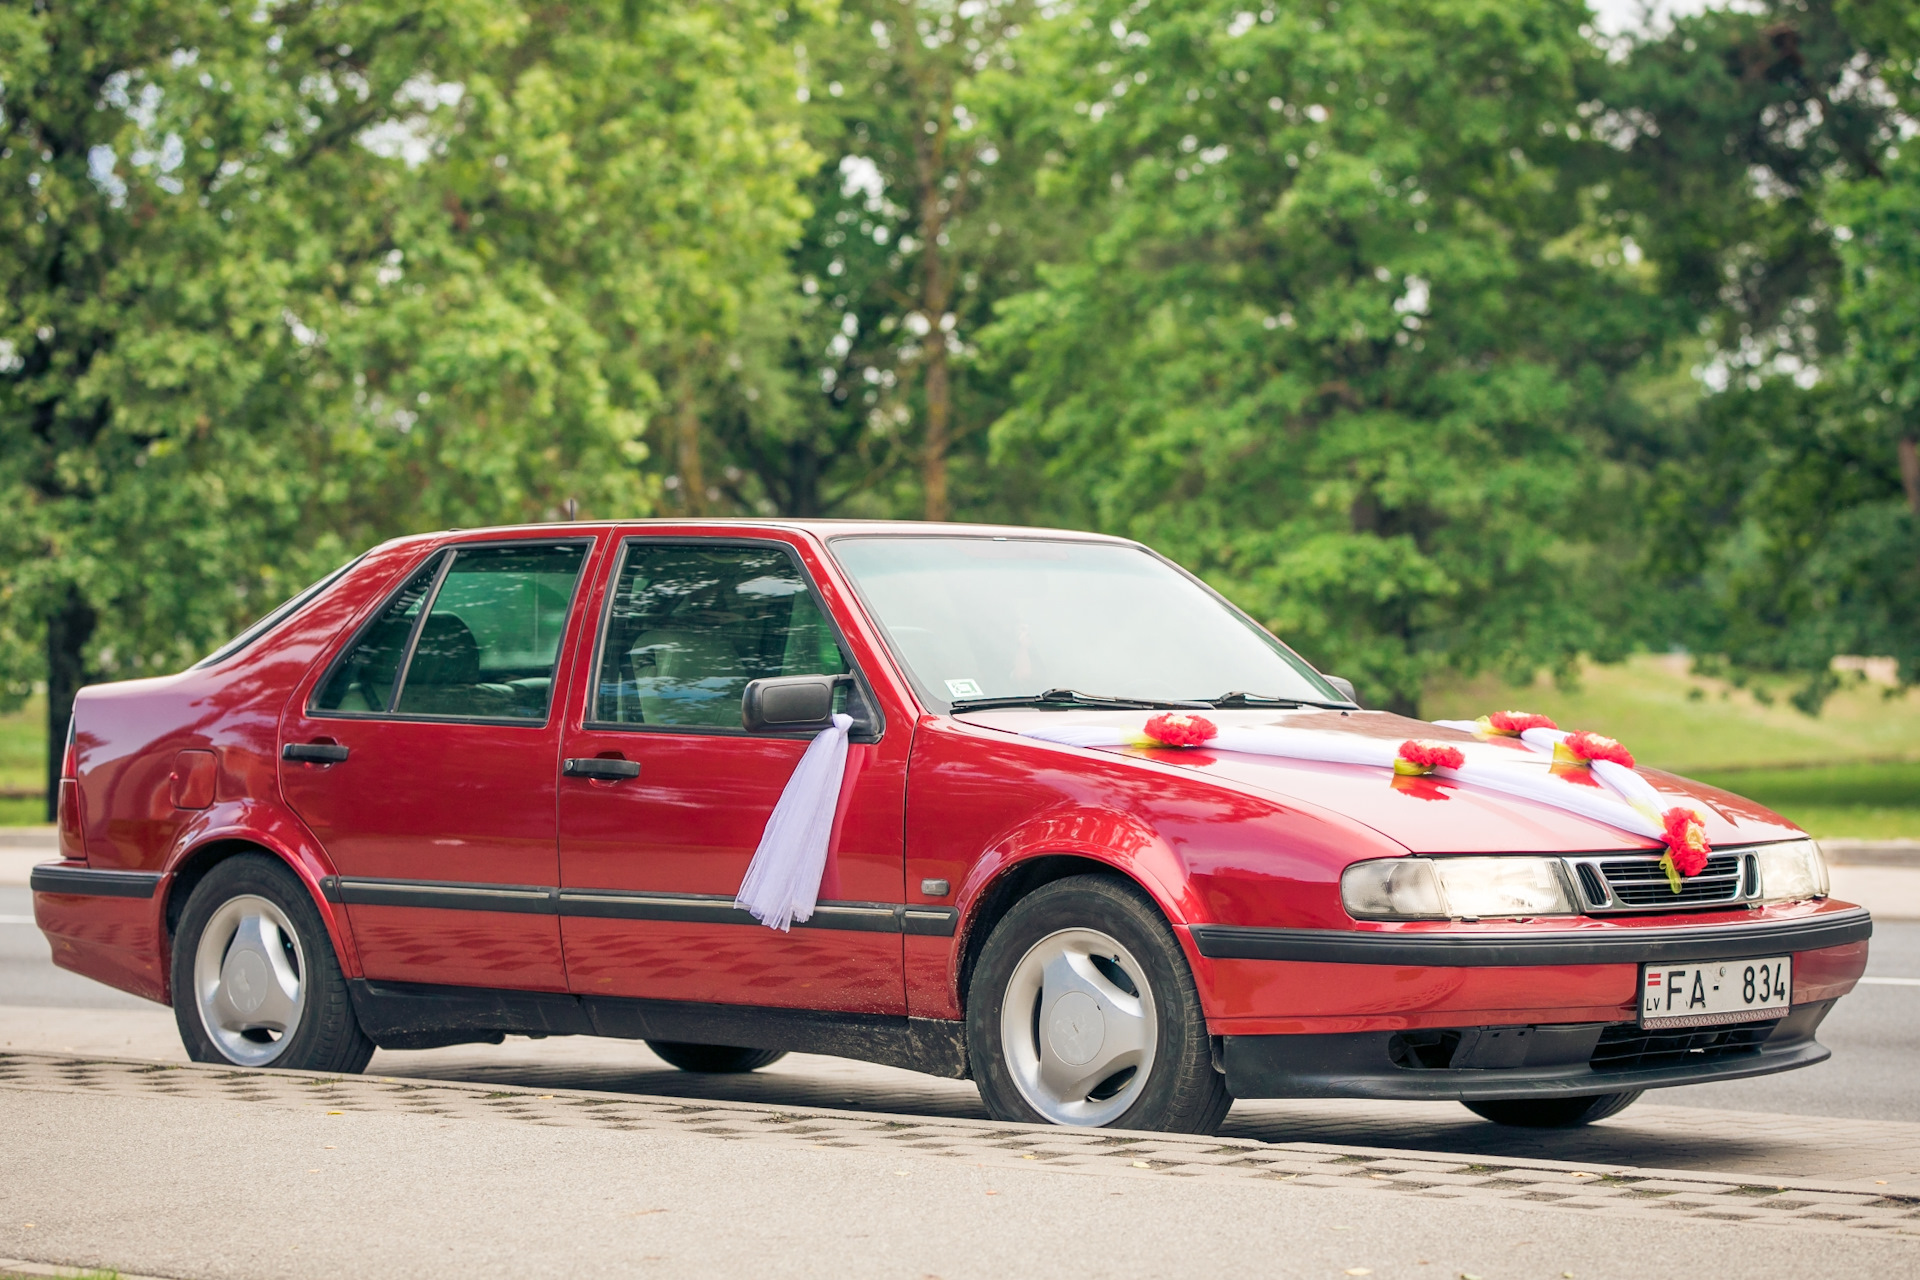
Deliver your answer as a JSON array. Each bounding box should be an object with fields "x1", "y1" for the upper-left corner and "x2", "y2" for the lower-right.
[{"x1": 955, "y1": 707, "x2": 1803, "y2": 854}]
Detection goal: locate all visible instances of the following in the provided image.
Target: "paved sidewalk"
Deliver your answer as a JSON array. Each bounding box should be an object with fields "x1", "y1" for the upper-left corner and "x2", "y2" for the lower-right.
[
  {"x1": 6, "y1": 1004, "x2": 1918, "y2": 1193},
  {"x1": 1, "y1": 1051, "x2": 1916, "y2": 1280}
]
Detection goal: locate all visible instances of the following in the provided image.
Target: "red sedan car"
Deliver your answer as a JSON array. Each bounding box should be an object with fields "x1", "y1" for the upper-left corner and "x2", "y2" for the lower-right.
[{"x1": 32, "y1": 521, "x2": 1868, "y2": 1134}]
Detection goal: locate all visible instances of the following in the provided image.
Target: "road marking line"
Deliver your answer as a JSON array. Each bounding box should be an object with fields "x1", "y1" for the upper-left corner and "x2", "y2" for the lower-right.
[{"x1": 1859, "y1": 976, "x2": 1920, "y2": 986}]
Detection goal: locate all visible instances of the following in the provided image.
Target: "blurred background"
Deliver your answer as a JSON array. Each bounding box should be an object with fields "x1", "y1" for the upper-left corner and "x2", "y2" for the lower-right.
[{"x1": 3, "y1": 0, "x2": 1917, "y2": 836}]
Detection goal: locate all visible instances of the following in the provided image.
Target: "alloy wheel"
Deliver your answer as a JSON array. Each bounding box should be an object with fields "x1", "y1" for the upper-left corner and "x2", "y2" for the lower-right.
[
  {"x1": 192, "y1": 893, "x2": 307, "y2": 1067},
  {"x1": 998, "y1": 926, "x2": 1158, "y2": 1126}
]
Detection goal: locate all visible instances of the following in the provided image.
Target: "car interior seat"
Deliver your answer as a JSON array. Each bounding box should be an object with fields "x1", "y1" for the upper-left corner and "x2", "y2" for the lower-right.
[
  {"x1": 401, "y1": 614, "x2": 516, "y2": 717},
  {"x1": 626, "y1": 627, "x2": 746, "y2": 727}
]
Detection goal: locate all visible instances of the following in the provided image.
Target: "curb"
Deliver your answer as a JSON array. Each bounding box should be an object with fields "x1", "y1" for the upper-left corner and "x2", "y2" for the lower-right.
[{"x1": 1821, "y1": 840, "x2": 1920, "y2": 868}]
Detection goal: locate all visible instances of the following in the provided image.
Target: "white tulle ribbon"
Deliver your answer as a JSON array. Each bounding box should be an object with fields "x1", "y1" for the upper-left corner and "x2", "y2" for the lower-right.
[
  {"x1": 1020, "y1": 720, "x2": 1673, "y2": 843},
  {"x1": 734, "y1": 713, "x2": 854, "y2": 931}
]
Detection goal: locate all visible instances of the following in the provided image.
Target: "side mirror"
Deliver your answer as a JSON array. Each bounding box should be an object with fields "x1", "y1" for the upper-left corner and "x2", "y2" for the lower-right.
[
  {"x1": 1324, "y1": 675, "x2": 1359, "y2": 706},
  {"x1": 742, "y1": 675, "x2": 841, "y2": 733}
]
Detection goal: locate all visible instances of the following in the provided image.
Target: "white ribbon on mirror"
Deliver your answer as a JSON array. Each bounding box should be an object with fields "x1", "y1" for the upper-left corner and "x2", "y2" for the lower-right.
[{"x1": 734, "y1": 713, "x2": 854, "y2": 931}]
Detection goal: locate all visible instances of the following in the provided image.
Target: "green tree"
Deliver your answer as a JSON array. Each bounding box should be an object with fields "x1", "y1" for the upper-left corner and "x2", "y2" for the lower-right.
[
  {"x1": 984, "y1": 0, "x2": 1668, "y2": 713},
  {"x1": 704, "y1": 0, "x2": 1061, "y2": 520},
  {"x1": 0, "y1": 0, "x2": 813, "y2": 807},
  {"x1": 1616, "y1": 1, "x2": 1915, "y2": 706}
]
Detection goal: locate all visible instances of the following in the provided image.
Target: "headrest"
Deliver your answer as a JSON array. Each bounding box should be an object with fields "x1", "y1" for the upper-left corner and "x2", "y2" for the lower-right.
[{"x1": 408, "y1": 614, "x2": 480, "y2": 687}]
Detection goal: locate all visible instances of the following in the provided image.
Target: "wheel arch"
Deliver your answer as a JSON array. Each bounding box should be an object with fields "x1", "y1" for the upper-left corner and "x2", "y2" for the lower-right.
[
  {"x1": 954, "y1": 851, "x2": 1188, "y2": 1017},
  {"x1": 158, "y1": 807, "x2": 358, "y2": 1002}
]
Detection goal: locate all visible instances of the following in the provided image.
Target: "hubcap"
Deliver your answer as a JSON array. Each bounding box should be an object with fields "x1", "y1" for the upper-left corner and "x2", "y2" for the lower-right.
[
  {"x1": 193, "y1": 894, "x2": 306, "y2": 1066},
  {"x1": 999, "y1": 927, "x2": 1157, "y2": 1126}
]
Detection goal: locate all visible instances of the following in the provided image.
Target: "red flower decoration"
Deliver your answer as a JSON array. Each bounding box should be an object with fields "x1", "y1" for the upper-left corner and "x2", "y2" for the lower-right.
[
  {"x1": 1486, "y1": 710, "x2": 1557, "y2": 735},
  {"x1": 1661, "y1": 807, "x2": 1712, "y2": 877},
  {"x1": 1396, "y1": 739, "x2": 1465, "y2": 773},
  {"x1": 1561, "y1": 730, "x2": 1635, "y2": 770},
  {"x1": 1142, "y1": 712, "x2": 1218, "y2": 748}
]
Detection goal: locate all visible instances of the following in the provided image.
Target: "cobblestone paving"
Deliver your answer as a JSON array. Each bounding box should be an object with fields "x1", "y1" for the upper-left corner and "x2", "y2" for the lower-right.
[
  {"x1": 378, "y1": 1041, "x2": 1920, "y2": 1190},
  {"x1": 6, "y1": 1051, "x2": 1919, "y2": 1243}
]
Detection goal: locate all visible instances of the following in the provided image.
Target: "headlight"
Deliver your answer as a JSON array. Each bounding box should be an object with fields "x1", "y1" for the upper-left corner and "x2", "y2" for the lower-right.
[
  {"x1": 1756, "y1": 839, "x2": 1828, "y2": 904},
  {"x1": 1342, "y1": 856, "x2": 1576, "y2": 920},
  {"x1": 1340, "y1": 859, "x2": 1447, "y2": 918}
]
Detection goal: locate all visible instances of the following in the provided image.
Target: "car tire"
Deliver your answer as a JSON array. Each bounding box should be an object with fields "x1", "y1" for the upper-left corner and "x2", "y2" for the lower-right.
[
  {"x1": 171, "y1": 853, "x2": 374, "y2": 1074},
  {"x1": 646, "y1": 1042, "x2": 789, "y2": 1073},
  {"x1": 1463, "y1": 1091, "x2": 1644, "y2": 1128},
  {"x1": 967, "y1": 873, "x2": 1231, "y2": 1134}
]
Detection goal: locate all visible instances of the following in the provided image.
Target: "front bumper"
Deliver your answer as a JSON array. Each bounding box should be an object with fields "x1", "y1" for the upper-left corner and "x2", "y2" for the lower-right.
[
  {"x1": 1223, "y1": 999, "x2": 1834, "y2": 1100},
  {"x1": 1189, "y1": 905, "x2": 1873, "y2": 967}
]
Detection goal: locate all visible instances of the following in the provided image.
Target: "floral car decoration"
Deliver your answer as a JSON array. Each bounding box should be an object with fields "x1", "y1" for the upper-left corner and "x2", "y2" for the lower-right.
[
  {"x1": 1393, "y1": 739, "x2": 1467, "y2": 775},
  {"x1": 992, "y1": 708, "x2": 1714, "y2": 896}
]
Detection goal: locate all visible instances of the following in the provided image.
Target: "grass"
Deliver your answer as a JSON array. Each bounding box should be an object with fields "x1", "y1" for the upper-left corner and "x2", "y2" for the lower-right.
[
  {"x1": 0, "y1": 693, "x2": 46, "y2": 826},
  {"x1": 1687, "y1": 761, "x2": 1920, "y2": 841},
  {"x1": 1427, "y1": 655, "x2": 1920, "y2": 839}
]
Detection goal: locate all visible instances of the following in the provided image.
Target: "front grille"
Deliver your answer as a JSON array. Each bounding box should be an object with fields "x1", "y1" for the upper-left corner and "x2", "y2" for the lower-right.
[
  {"x1": 1598, "y1": 852, "x2": 1745, "y2": 908},
  {"x1": 1589, "y1": 1019, "x2": 1778, "y2": 1070}
]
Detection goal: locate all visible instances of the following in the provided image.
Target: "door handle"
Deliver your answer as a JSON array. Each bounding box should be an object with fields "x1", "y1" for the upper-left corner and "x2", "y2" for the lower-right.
[
  {"x1": 283, "y1": 742, "x2": 349, "y2": 764},
  {"x1": 562, "y1": 757, "x2": 640, "y2": 781}
]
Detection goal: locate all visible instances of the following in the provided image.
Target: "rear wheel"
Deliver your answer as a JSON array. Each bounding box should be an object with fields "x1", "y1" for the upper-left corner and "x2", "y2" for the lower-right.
[
  {"x1": 646, "y1": 1042, "x2": 788, "y2": 1073},
  {"x1": 171, "y1": 853, "x2": 373, "y2": 1073},
  {"x1": 968, "y1": 874, "x2": 1230, "y2": 1134},
  {"x1": 1463, "y1": 1091, "x2": 1643, "y2": 1128}
]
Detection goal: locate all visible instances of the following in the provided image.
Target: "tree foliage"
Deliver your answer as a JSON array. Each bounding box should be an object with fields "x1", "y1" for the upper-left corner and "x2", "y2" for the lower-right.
[
  {"x1": 1614, "y1": 0, "x2": 1918, "y2": 708},
  {"x1": 1, "y1": 0, "x2": 811, "y2": 802},
  {"x1": 4, "y1": 0, "x2": 1917, "y2": 794},
  {"x1": 982, "y1": 0, "x2": 1663, "y2": 713}
]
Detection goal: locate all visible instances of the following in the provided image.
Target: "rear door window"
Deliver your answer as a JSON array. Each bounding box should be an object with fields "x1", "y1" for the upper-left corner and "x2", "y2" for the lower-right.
[
  {"x1": 312, "y1": 555, "x2": 445, "y2": 714},
  {"x1": 313, "y1": 542, "x2": 588, "y2": 722}
]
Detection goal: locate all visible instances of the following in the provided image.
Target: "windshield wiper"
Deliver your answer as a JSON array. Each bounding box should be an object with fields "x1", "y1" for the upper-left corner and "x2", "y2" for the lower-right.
[
  {"x1": 1206, "y1": 691, "x2": 1344, "y2": 709},
  {"x1": 950, "y1": 688, "x2": 1214, "y2": 713}
]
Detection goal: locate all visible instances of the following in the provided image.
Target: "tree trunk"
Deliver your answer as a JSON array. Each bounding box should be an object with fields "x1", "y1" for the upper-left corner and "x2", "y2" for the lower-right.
[
  {"x1": 45, "y1": 586, "x2": 96, "y2": 822},
  {"x1": 1900, "y1": 434, "x2": 1919, "y2": 516},
  {"x1": 922, "y1": 329, "x2": 951, "y2": 521},
  {"x1": 784, "y1": 440, "x2": 821, "y2": 517},
  {"x1": 674, "y1": 364, "x2": 707, "y2": 516}
]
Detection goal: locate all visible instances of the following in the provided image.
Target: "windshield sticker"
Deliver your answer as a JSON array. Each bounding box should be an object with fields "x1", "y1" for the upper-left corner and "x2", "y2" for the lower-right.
[{"x1": 945, "y1": 678, "x2": 984, "y2": 698}]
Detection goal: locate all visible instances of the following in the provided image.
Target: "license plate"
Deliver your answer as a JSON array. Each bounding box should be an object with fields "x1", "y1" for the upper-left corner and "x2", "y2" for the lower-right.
[{"x1": 1639, "y1": 957, "x2": 1791, "y2": 1029}]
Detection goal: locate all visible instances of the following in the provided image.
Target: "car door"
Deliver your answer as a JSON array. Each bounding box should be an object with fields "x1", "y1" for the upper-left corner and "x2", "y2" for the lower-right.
[
  {"x1": 556, "y1": 536, "x2": 909, "y2": 1015},
  {"x1": 280, "y1": 536, "x2": 596, "y2": 991}
]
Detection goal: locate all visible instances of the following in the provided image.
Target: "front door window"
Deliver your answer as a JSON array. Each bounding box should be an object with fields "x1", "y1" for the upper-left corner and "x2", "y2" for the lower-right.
[{"x1": 592, "y1": 544, "x2": 849, "y2": 730}]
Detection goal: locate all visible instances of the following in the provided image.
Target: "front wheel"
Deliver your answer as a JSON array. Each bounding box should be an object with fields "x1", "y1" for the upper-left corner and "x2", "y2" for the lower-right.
[
  {"x1": 1463, "y1": 1091, "x2": 1643, "y2": 1128},
  {"x1": 967, "y1": 874, "x2": 1230, "y2": 1134},
  {"x1": 171, "y1": 853, "x2": 374, "y2": 1074}
]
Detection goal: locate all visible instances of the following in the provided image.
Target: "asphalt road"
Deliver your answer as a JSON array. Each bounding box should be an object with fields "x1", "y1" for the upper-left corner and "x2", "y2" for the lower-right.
[
  {"x1": 10, "y1": 1079, "x2": 1915, "y2": 1280},
  {"x1": 4, "y1": 886, "x2": 1917, "y2": 1122}
]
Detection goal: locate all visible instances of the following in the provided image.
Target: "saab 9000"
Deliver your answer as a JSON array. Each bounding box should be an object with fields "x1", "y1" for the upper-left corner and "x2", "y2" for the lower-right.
[{"x1": 31, "y1": 522, "x2": 1868, "y2": 1134}]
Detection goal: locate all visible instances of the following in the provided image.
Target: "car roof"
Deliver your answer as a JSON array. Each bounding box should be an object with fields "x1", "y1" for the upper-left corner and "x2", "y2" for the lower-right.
[{"x1": 380, "y1": 518, "x2": 1139, "y2": 548}]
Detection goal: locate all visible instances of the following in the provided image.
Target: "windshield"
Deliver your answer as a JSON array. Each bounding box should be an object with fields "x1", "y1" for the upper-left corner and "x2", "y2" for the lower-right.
[{"x1": 828, "y1": 536, "x2": 1343, "y2": 710}]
